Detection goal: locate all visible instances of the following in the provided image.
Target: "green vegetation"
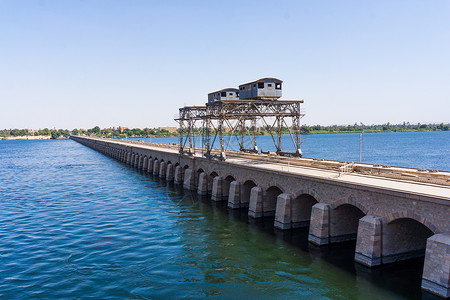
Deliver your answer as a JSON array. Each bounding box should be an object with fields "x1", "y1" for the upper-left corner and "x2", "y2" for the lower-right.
[
  {"x1": 0, "y1": 128, "x2": 70, "y2": 139},
  {"x1": 298, "y1": 122, "x2": 449, "y2": 134},
  {"x1": 1, "y1": 123, "x2": 448, "y2": 140},
  {"x1": 0, "y1": 127, "x2": 173, "y2": 139}
]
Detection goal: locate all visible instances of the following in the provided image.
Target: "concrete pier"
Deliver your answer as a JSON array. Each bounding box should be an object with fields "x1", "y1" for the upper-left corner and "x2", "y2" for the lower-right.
[
  {"x1": 166, "y1": 163, "x2": 174, "y2": 181},
  {"x1": 197, "y1": 172, "x2": 208, "y2": 195},
  {"x1": 174, "y1": 166, "x2": 183, "y2": 184},
  {"x1": 227, "y1": 180, "x2": 242, "y2": 209},
  {"x1": 159, "y1": 161, "x2": 166, "y2": 179},
  {"x1": 421, "y1": 233, "x2": 450, "y2": 298},
  {"x1": 248, "y1": 186, "x2": 264, "y2": 218},
  {"x1": 211, "y1": 176, "x2": 224, "y2": 201}
]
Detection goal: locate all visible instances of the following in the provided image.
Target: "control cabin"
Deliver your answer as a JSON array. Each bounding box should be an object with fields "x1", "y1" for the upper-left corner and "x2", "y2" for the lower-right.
[
  {"x1": 208, "y1": 88, "x2": 239, "y2": 104},
  {"x1": 238, "y1": 78, "x2": 282, "y2": 100}
]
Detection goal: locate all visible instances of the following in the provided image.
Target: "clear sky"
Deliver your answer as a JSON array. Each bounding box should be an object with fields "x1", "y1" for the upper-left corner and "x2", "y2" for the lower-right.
[{"x1": 0, "y1": 0, "x2": 449, "y2": 130}]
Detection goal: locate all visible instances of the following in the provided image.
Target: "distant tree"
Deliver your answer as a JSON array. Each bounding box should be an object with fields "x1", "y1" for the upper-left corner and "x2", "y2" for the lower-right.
[
  {"x1": 92, "y1": 126, "x2": 100, "y2": 134},
  {"x1": 51, "y1": 131, "x2": 60, "y2": 139}
]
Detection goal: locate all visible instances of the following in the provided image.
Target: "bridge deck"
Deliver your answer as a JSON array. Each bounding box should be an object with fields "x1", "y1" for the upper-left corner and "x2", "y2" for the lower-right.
[{"x1": 99, "y1": 139, "x2": 450, "y2": 202}]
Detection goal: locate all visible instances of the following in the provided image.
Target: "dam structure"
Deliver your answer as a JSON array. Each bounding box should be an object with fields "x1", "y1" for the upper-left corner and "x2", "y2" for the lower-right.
[{"x1": 70, "y1": 135, "x2": 450, "y2": 298}]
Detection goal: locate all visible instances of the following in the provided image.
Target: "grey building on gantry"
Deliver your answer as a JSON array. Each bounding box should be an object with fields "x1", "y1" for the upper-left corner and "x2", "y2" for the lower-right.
[
  {"x1": 207, "y1": 88, "x2": 239, "y2": 104},
  {"x1": 238, "y1": 78, "x2": 282, "y2": 100}
]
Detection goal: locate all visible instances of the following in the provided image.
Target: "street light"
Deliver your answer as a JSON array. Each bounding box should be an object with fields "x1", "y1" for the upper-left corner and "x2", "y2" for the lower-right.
[{"x1": 360, "y1": 122, "x2": 364, "y2": 163}]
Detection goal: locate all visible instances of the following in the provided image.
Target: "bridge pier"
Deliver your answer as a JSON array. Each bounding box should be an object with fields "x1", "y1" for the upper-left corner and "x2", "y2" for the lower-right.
[
  {"x1": 159, "y1": 162, "x2": 166, "y2": 179},
  {"x1": 248, "y1": 186, "x2": 264, "y2": 218},
  {"x1": 211, "y1": 176, "x2": 225, "y2": 201},
  {"x1": 138, "y1": 155, "x2": 143, "y2": 169},
  {"x1": 153, "y1": 160, "x2": 160, "y2": 175},
  {"x1": 308, "y1": 202, "x2": 365, "y2": 246},
  {"x1": 197, "y1": 172, "x2": 208, "y2": 195},
  {"x1": 134, "y1": 154, "x2": 139, "y2": 168},
  {"x1": 422, "y1": 233, "x2": 450, "y2": 298},
  {"x1": 227, "y1": 181, "x2": 242, "y2": 209},
  {"x1": 308, "y1": 203, "x2": 331, "y2": 245},
  {"x1": 174, "y1": 166, "x2": 183, "y2": 184},
  {"x1": 143, "y1": 156, "x2": 148, "y2": 171},
  {"x1": 354, "y1": 215, "x2": 383, "y2": 267},
  {"x1": 147, "y1": 158, "x2": 153, "y2": 173},
  {"x1": 274, "y1": 193, "x2": 294, "y2": 230},
  {"x1": 166, "y1": 163, "x2": 174, "y2": 181},
  {"x1": 183, "y1": 169, "x2": 195, "y2": 190}
]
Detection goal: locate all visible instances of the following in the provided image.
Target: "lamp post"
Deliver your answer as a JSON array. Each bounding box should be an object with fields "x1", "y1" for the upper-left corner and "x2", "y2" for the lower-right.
[{"x1": 359, "y1": 123, "x2": 364, "y2": 163}]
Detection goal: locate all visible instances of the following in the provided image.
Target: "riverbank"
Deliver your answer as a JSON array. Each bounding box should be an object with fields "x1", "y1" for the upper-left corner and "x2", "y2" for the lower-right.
[{"x1": 2, "y1": 135, "x2": 51, "y2": 140}]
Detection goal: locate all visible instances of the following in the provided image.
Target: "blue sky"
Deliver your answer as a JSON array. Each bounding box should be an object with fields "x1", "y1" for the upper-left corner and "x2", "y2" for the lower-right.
[{"x1": 0, "y1": 0, "x2": 449, "y2": 129}]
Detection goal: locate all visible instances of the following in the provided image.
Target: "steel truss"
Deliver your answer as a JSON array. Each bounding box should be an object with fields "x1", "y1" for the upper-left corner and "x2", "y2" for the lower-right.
[
  {"x1": 175, "y1": 100, "x2": 305, "y2": 160},
  {"x1": 175, "y1": 106, "x2": 206, "y2": 155}
]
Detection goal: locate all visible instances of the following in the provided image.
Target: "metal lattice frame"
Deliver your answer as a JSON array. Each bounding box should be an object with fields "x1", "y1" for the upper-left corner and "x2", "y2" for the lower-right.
[
  {"x1": 175, "y1": 106, "x2": 206, "y2": 155},
  {"x1": 176, "y1": 100, "x2": 304, "y2": 160},
  {"x1": 204, "y1": 100, "x2": 304, "y2": 160}
]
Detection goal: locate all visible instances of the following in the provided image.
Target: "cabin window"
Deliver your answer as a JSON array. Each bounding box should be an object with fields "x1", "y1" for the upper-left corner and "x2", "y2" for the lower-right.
[
  {"x1": 229, "y1": 93, "x2": 234, "y2": 98},
  {"x1": 221, "y1": 92, "x2": 226, "y2": 97},
  {"x1": 258, "y1": 82, "x2": 264, "y2": 89},
  {"x1": 276, "y1": 83, "x2": 282, "y2": 90},
  {"x1": 236, "y1": 92, "x2": 239, "y2": 97},
  {"x1": 253, "y1": 84, "x2": 256, "y2": 88}
]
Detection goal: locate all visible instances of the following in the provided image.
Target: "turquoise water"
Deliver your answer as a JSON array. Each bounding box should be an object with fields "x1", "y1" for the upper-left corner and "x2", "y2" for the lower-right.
[
  {"x1": 0, "y1": 135, "x2": 446, "y2": 299},
  {"x1": 133, "y1": 131, "x2": 450, "y2": 171}
]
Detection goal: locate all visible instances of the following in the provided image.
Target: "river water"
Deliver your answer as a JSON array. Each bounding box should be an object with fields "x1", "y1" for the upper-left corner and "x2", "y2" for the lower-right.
[
  {"x1": 137, "y1": 131, "x2": 450, "y2": 171},
  {"x1": 0, "y1": 132, "x2": 447, "y2": 299}
]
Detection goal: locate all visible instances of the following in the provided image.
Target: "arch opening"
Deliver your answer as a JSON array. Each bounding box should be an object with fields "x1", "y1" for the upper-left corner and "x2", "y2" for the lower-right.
[
  {"x1": 382, "y1": 217, "x2": 434, "y2": 264},
  {"x1": 330, "y1": 204, "x2": 366, "y2": 243},
  {"x1": 264, "y1": 186, "x2": 283, "y2": 217},
  {"x1": 242, "y1": 180, "x2": 256, "y2": 208},
  {"x1": 292, "y1": 194, "x2": 318, "y2": 228}
]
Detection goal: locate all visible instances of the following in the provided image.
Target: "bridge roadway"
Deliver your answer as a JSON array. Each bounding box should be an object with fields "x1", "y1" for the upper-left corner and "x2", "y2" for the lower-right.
[{"x1": 71, "y1": 136, "x2": 450, "y2": 298}]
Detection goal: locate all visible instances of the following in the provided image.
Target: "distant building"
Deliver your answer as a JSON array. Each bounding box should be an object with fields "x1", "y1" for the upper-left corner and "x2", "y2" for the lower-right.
[
  {"x1": 119, "y1": 126, "x2": 128, "y2": 133},
  {"x1": 28, "y1": 129, "x2": 38, "y2": 136},
  {"x1": 158, "y1": 127, "x2": 177, "y2": 133}
]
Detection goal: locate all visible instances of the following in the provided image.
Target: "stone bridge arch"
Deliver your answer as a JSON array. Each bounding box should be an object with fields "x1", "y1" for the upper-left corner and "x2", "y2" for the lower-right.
[
  {"x1": 382, "y1": 210, "x2": 440, "y2": 234},
  {"x1": 330, "y1": 198, "x2": 369, "y2": 215}
]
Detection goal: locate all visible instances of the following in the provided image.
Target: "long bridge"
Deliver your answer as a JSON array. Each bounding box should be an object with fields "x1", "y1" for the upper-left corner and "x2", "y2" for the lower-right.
[{"x1": 71, "y1": 135, "x2": 450, "y2": 298}]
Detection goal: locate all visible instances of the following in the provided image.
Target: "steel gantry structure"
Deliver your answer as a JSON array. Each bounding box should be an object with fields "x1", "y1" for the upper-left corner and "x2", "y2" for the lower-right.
[
  {"x1": 176, "y1": 99, "x2": 305, "y2": 160},
  {"x1": 175, "y1": 78, "x2": 305, "y2": 161},
  {"x1": 175, "y1": 106, "x2": 206, "y2": 156}
]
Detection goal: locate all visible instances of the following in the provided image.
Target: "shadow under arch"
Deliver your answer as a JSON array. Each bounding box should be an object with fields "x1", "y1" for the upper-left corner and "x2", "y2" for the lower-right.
[
  {"x1": 291, "y1": 193, "x2": 319, "y2": 228},
  {"x1": 242, "y1": 180, "x2": 257, "y2": 208},
  {"x1": 380, "y1": 211, "x2": 437, "y2": 264},
  {"x1": 330, "y1": 202, "x2": 367, "y2": 244},
  {"x1": 263, "y1": 186, "x2": 284, "y2": 217}
]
